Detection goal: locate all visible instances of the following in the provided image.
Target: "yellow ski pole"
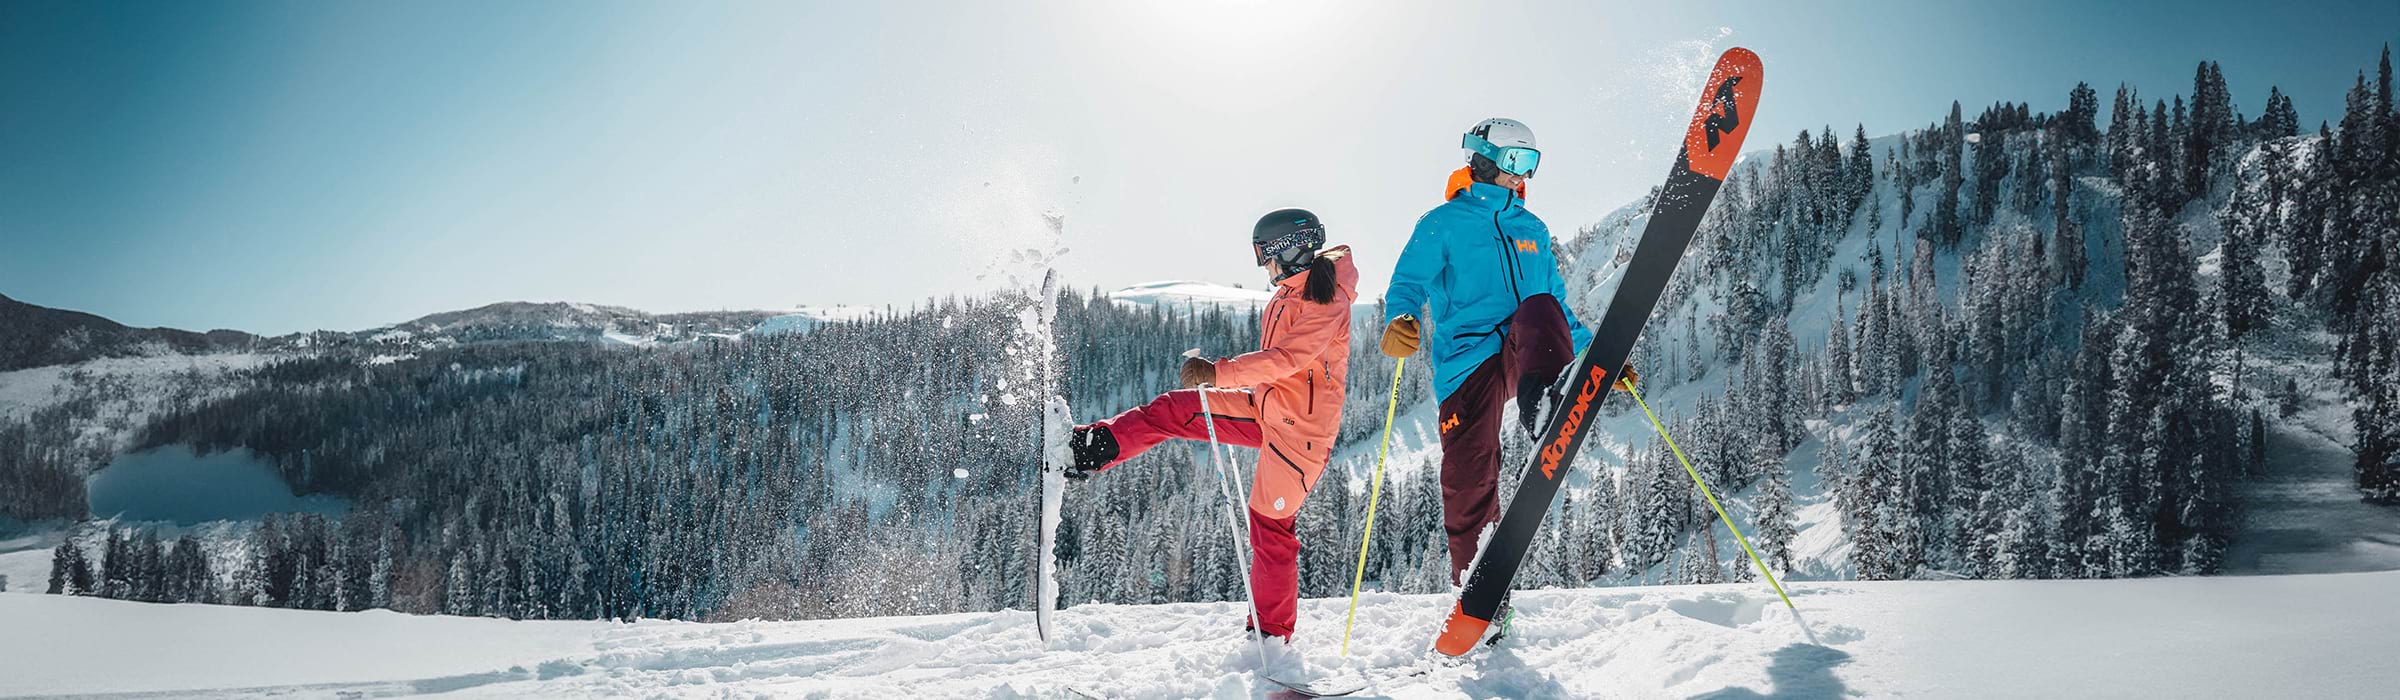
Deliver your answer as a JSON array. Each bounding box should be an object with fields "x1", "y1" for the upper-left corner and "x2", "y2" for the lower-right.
[
  {"x1": 1339, "y1": 356, "x2": 1405, "y2": 657},
  {"x1": 1622, "y1": 379, "x2": 1797, "y2": 612}
]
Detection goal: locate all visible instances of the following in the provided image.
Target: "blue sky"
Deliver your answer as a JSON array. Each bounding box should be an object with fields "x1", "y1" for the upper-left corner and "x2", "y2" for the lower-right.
[{"x1": 3, "y1": 0, "x2": 2393, "y2": 335}]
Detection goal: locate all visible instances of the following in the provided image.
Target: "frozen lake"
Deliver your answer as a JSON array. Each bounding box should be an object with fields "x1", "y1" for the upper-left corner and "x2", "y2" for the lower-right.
[{"x1": 86, "y1": 446, "x2": 348, "y2": 525}]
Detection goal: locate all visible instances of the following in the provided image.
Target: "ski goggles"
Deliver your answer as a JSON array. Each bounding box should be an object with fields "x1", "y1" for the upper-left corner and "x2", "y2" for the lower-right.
[
  {"x1": 1254, "y1": 228, "x2": 1324, "y2": 267},
  {"x1": 1463, "y1": 133, "x2": 1541, "y2": 177}
]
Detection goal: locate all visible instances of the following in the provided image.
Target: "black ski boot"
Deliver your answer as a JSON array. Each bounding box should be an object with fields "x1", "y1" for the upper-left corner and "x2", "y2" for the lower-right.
[
  {"x1": 1065, "y1": 425, "x2": 1118, "y2": 480},
  {"x1": 1516, "y1": 377, "x2": 1565, "y2": 441},
  {"x1": 1485, "y1": 593, "x2": 1516, "y2": 647}
]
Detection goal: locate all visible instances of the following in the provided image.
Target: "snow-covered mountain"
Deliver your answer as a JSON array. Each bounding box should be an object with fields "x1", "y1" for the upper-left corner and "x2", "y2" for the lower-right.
[
  {"x1": 355, "y1": 301, "x2": 787, "y2": 348},
  {"x1": 0, "y1": 293, "x2": 893, "y2": 364},
  {"x1": 0, "y1": 292, "x2": 259, "y2": 372},
  {"x1": 743, "y1": 305, "x2": 887, "y2": 336},
  {"x1": 1106, "y1": 280, "x2": 1276, "y2": 313}
]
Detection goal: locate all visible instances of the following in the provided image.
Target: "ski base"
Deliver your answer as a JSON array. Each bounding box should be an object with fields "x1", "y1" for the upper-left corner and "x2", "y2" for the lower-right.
[
  {"x1": 1034, "y1": 396, "x2": 1071, "y2": 643},
  {"x1": 1032, "y1": 268, "x2": 1069, "y2": 645},
  {"x1": 1438, "y1": 45, "x2": 1764, "y2": 657},
  {"x1": 1263, "y1": 674, "x2": 1371, "y2": 698}
]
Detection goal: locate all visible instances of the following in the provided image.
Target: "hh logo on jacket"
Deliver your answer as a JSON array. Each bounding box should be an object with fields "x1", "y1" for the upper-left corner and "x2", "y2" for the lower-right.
[{"x1": 1515, "y1": 239, "x2": 1539, "y2": 253}]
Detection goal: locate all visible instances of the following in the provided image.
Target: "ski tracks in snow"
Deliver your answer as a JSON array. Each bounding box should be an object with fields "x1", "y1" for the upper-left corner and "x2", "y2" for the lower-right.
[{"x1": 428, "y1": 586, "x2": 1857, "y2": 699}]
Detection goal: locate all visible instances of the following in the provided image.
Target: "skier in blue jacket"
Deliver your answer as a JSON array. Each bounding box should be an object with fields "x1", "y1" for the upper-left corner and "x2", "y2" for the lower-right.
[{"x1": 1380, "y1": 118, "x2": 1591, "y2": 585}]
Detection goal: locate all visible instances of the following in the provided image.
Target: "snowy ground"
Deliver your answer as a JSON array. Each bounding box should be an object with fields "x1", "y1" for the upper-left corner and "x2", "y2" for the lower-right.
[
  {"x1": 4, "y1": 570, "x2": 2395, "y2": 699},
  {"x1": 0, "y1": 532, "x2": 60, "y2": 594}
]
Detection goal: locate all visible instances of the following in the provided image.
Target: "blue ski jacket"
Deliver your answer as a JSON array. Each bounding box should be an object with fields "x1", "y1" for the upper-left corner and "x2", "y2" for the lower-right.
[{"x1": 1385, "y1": 181, "x2": 1591, "y2": 401}]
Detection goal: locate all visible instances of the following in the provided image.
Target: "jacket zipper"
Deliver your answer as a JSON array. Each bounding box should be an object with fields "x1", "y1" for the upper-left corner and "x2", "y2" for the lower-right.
[
  {"x1": 1263, "y1": 297, "x2": 1287, "y2": 347},
  {"x1": 1493, "y1": 210, "x2": 1523, "y2": 303},
  {"x1": 1306, "y1": 369, "x2": 1315, "y2": 414}
]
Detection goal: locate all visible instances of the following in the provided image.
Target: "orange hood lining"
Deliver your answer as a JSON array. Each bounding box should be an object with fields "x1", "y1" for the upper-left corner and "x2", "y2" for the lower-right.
[{"x1": 1446, "y1": 167, "x2": 1526, "y2": 201}]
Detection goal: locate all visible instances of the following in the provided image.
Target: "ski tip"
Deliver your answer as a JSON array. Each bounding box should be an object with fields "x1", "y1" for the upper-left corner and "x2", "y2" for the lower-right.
[
  {"x1": 1432, "y1": 602, "x2": 1489, "y2": 657},
  {"x1": 1680, "y1": 46, "x2": 1765, "y2": 182}
]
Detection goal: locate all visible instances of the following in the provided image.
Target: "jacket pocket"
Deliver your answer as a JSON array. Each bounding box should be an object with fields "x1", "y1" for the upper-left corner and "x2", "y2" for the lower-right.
[
  {"x1": 1448, "y1": 327, "x2": 1498, "y2": 356},
  {"x1": 1269, "y1": 443, "x2": 1312, "y2": 493}
]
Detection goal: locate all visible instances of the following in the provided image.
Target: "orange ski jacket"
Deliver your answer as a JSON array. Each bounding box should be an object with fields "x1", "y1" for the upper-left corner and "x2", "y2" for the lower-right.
[{"x1": 1213, "y1": 246, "x2": 1357, "y2": 518}]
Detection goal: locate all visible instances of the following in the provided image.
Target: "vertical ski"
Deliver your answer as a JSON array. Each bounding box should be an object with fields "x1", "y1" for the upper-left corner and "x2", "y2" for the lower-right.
[
  {"x1": 1032, "y1": 270, "x2": 1070, "y2": 644},
  {"x1": 1435, "y1": 47, "x2": 1764, "y2": 657}
]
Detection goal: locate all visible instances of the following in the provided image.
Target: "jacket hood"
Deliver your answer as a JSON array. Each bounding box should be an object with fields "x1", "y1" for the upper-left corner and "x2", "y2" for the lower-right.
[
  {"x1": 1281, "y1": 245, "x2": 1359, "y2": 292},
  {"x1": 1447, "y1": 167, "x2": 1526, "y2": 201},
  {"x1": 1451, "y1": 182, "x2": 1525, "y2": 213}
]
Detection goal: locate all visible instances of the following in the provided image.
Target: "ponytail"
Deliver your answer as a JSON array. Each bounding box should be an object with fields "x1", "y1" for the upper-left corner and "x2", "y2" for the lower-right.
[{"x1": 1302, "y1": 257, "x2": 1338, "y2": 305}]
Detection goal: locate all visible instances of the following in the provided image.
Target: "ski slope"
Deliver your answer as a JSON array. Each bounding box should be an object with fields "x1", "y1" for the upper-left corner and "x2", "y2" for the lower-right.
[{"x1": 3, "y1": 571, "x2": 2393, "y2": 698}]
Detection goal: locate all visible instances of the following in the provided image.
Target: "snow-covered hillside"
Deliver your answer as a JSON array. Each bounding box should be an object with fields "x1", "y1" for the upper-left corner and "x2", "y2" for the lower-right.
[
  {"x1": 3, "y1": 571, "x2": 2393, "y2": 698},
  {"x1": 1107, "y1": 281, "x2": 1276, "y2": 313},
  {"x1": 744, "y1": 305, "x2": 887, "y2": 336},
  {"x1": 1105, "y1": 280, "x2": 1392, "y2": 338},
  {"x1": 0, "y1": 353, "x2": 268, "y2": 446}
]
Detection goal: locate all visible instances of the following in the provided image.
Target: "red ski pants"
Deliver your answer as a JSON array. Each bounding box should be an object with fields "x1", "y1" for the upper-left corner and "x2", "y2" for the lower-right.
[{"x1": 1091, "y1": 388, "x2": 1307, "y2": 638}]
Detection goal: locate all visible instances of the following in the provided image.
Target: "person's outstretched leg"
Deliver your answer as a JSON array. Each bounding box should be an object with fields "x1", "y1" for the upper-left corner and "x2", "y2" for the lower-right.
[
  {"x1": 1076, "y1": 388, "x2": 1260, "y2": 475},
  {"x1": 1247, "y1": 507, "x2": 1300, "y2": 638}
]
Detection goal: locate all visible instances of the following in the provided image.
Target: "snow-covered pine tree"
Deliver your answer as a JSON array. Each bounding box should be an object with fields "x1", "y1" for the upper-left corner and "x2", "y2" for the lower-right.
[
  {"x1": 1851, "y1": 124, "x2": 1876, "y2": 212},
  {"x1": 2255, "y1": 85, "x2": 2299, "y2": 139},
  {"x1": 1947, "y1": 407, "x2": 1993, "y2": 569},
  {"x1": 131, "y1": 528, "x2": 163, "y2": 603},
  {"x1": 1938, "y1": 101, "x2": 1967, "y2": 246},
  {"x1": 47, "y1": 537, "x2": 86, "y2": 595},
  {"x1": 444, "y1": 549, "x2": 476, "y2": 617},
  {"x1": 1848, "y1": 408, "x2": 1898, "y2": 579},
  {"x1": 1754, "y1": 463, "x2": 1798, "y2": 575},
  {"x1": 1576, "y1": 483, "x2": 1617, "y2": 584}
]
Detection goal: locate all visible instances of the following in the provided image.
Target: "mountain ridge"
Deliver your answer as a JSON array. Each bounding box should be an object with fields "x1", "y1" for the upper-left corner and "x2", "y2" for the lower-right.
[{"x1": 0, "y1": 292, "x2": 260, "y2": 372}]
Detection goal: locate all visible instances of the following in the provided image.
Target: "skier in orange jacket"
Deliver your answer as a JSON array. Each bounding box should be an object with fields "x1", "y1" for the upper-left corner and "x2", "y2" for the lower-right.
[{"x1": 1064, "y1": 208, "x2": 1355, "y2": 641}]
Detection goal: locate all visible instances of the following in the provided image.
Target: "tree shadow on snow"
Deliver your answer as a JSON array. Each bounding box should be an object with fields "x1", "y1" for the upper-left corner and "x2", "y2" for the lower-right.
[{"x1": 1687, "y1": 644, "x2": 1853, "y2": 700}]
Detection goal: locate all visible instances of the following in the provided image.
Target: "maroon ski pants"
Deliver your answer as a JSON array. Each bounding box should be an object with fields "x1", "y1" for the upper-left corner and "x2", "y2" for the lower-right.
[{"x1": 1437, "y1": 294, "x2": 1576, "y2": 583}]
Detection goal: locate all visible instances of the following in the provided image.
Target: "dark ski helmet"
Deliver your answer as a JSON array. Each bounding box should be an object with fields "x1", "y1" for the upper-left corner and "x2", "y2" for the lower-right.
[{"x1": 1252, "y1": 208, "x2": 1326, "y2": 271}]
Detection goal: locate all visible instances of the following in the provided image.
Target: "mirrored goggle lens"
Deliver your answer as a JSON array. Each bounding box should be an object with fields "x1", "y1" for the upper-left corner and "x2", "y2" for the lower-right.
[
  {"x1": 1254, "y1": 243, "x2": 1269, "y2": 266},
  {"x1": 1462, "y1": 134, "x2": 1539, "y2": 177},
  {"x1": 1496, "y1": 147, "x2": 1540, "y2": 176}
]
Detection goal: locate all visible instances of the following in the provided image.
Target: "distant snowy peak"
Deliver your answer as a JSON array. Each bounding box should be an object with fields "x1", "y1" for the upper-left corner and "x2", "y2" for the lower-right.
[
  {"x1": 1107, "y1": 281, "x2": 1404, "y2": 333},
  {"x1": 397, "y1": 301, "x2": 647, "y2": 335},
  {"x1": 1107, "y1": 281, "x2": 1275, "y2": 313},
  {"x1": 745, "y1": 306, "x2": 885, "y2": 336},
  {"x1": 358, "y1": 302, "x2": 781, "y2": 349}
]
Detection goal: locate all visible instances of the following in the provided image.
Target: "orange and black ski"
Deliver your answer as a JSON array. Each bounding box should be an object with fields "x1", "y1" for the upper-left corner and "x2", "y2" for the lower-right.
[{"x1": 1435, "y1": 47, "x2": 1765, "y2": 657}]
